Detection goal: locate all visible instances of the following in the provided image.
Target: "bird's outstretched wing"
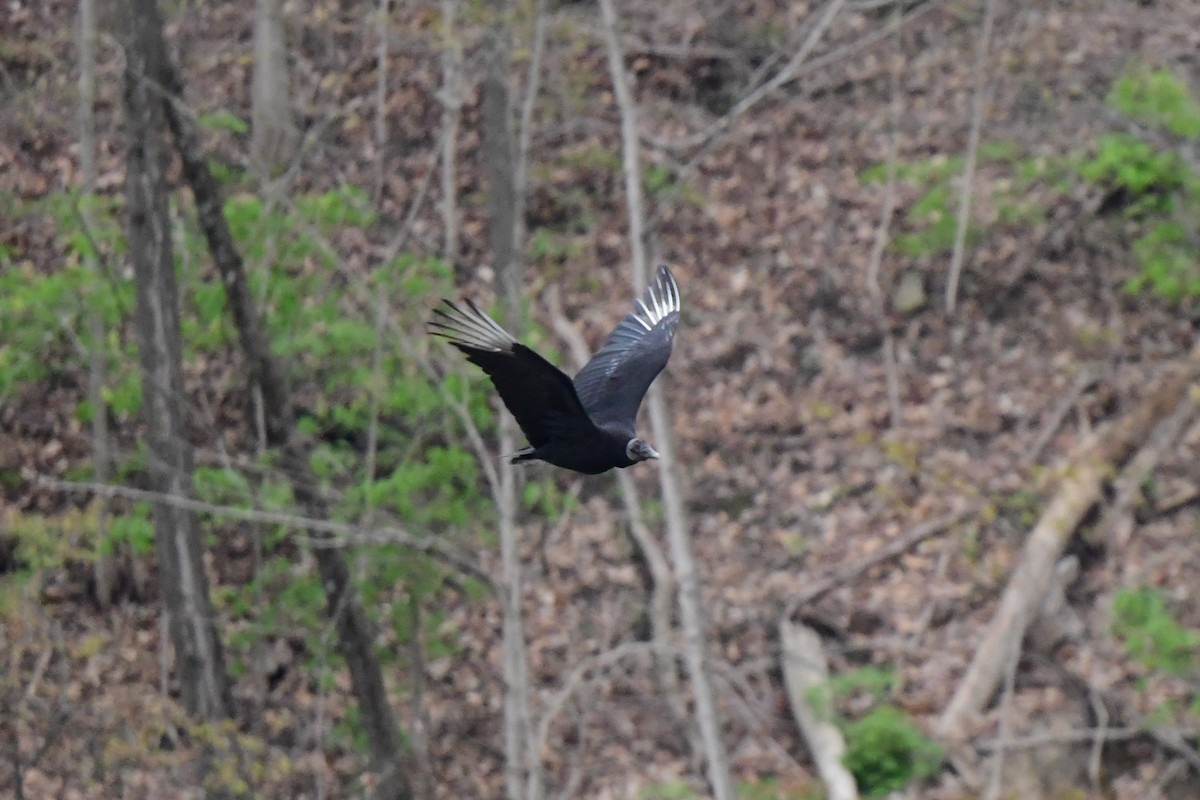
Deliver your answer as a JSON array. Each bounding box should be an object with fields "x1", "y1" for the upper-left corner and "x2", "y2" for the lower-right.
[
  {"x1": 573, "y1": 265, "x2": 680, "y2": 428},
  {"x1": 430, "y1": 299, "x2": 595, "y2": 447}
]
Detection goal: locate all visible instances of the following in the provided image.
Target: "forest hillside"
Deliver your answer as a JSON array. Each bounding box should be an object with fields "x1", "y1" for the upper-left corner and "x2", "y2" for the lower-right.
[{"x1": 3, "y1": 0, "x2": 1200, "y2": 798}]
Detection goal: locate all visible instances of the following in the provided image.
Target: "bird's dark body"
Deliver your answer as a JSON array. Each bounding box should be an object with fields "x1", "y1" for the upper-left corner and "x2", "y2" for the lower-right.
[
  {"x1": 430, "y1": 265, "x2": 680, "y2": 475},
  {"x1": 512, "y1": 422, "x2": 638, "y2": 474}
]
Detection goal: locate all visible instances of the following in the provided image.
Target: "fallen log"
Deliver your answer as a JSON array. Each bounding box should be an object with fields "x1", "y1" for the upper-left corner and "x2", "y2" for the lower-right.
[
  {"x1": 779, "y1": 619, "x2": 859, "y2": 800},
  {"x1": 937, "y1": 357, "x2": 1200, "y2": 740}
]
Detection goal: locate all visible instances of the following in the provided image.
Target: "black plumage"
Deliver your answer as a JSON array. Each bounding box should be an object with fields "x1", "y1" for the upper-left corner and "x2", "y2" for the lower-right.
[{"x1": 430, "y1": 265, "x2": 681, "y2": 474}]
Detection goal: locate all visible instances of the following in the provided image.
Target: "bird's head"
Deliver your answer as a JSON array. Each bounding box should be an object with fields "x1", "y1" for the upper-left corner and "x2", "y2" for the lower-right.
[{"x1": 625, "y1": 438, "x2": 660, "y2": 463}]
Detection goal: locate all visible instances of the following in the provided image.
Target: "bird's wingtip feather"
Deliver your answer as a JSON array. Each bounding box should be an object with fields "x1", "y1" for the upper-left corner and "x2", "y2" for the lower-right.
[
  {"x1": 428, "y1": 296, "x2": 517, "y2": 353},
  {"x1": 630, "y1": 264, "x2": 681, "y2": 328}
]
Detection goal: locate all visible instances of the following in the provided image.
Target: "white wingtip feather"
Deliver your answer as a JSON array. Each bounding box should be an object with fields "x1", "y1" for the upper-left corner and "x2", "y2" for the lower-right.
[
  {"x1": 431, "y1": 300, "x2": 517, "y2": 352},
  {"x1": 633, "y1": 298, "x2": 654, "y2": 330},
  {"x1": 635, "y1": 265, "x2": 680, "y2": 326}
]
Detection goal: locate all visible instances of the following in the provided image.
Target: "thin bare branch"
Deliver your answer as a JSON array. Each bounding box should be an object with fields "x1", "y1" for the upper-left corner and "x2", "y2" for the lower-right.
[
  {"x1": 1084, "y1": 388, "x2": 1198, "y2": 548},
  {"x1": 78, "y1": 0, "x2": 118, "y2": 609},
  {"x1": 945, "y1": 0, "x2": 999, "y2": 314},
  {"x1": 546, "y1": 286, "x2": 694, "y2": 752},
  {"x1": 641, "y1": 0, "x2": 948, "y2": 238},
  {"x1": 374, "y1": 0, "x2": 391, "y2": 202},
  {"x1": 599, "y1": 0, "x2": 649, "y2": 289},
  {"x1": 535, "y1": 641, "x2": 663, "y2": 758},
  {"x1": 512, "y1": 0, "x2": 549, "y2": 261},
  {"x1": 866, "y1": 30, "x2": 904, "y2": 429},
  {"x1": 975, "y1": 726, "x2": 1200, "y2": 752},
  {"x1": 598, "y1": 1, "x2": 733, "y2": 796},
  {"x1": 788, "y1": 505, "x2": 976, "y2": 613},
  {"x1": 378, "y1": 134, "x2": 444, "y2": 270},
  {"x1": 1020, "y1": 366, "x2": 1101, "y2": 468},
  {"x1": 1087, "y1": 690, "x2": 1109, "y2": 787},
  {"x1": 658, "y1": 0, "x2": 847, "y2": 153},
  {"x1": 34, "y1": 476, "x2": 492, "y2": 588},
  {"x1": 426, "y1": 357, "x2": 503, "y2": 496},
  {"x1": 361, "y1": 290, "x2": 390, "y2": 527}
]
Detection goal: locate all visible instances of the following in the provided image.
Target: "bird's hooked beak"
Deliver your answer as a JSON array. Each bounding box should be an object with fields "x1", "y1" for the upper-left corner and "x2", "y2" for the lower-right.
[{"x1": 627, "y1": 438, "x2": 660, "y2": 462}]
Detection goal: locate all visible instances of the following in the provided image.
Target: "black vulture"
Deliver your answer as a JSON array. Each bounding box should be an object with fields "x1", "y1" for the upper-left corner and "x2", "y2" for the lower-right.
[{"x1": 430, "y1": 265, "x2": 680, "y2": 474}]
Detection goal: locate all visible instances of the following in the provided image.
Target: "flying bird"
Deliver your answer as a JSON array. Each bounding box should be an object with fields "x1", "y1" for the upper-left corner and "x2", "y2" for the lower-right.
[{"x1": 430, "y1": 265, "x2": 680, "y2": 474}]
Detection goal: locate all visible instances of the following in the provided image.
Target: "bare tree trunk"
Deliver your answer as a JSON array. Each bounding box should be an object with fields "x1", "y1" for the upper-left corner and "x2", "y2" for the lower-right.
[
  {"x1": 482, "y1": 9, "x2": 538, "y2": 797},
  {"x1": 174, "y1": 106, "x2": 415, "y2": 800},
  {"x1": 510, "y1": 0, "x2": 547, "y2": 270},
  {"x1": 483, "y1": 26, "x2": 518, "y2": 319},
  {"x1": 122, "y1": 0, "x2": 230, "y2": 720},
  {"x1": 250, "y1": 0, "x2": 296, "y2": 175},
  {"x1": 438, "y1": 0, "x2": 462, "y2": 266},
  {"x1": 597, "y1": 2, "x2": 734, "y2": 796},
  {"x1": 130, "y1": 4, "x2": 412, "y2": 795}
]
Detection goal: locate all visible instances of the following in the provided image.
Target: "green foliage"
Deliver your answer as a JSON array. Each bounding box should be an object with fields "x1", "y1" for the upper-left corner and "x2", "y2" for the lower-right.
[
  {"x1": 208, "y1": 157, "x2": 245, "y2": 188},
  {"x1": 794, "y1": 666, "x2": 939, "y2": 797},
  {"x1": 805, "y1": 666, "x2": 897, "y2": 724},
  {"x1": 1112, "y1": 588, "x2": 1199, "y2": 677},
  {"x1": 0, "y1": 261, "x2": 89, "y2": 393},
  {"x1": 522, "y1": 479, "x2": 579, "y2": 518},
  {"x1": 4, "y1": 169, "x2": 563, "y2": 761},
  {"x1": 100, "y1": 713, "x2": 293, "y2": 799},
  {"x1": 3, "y1": 507, "x2": 95, "y2": 579},
  {"x1": 1128, "y1": 220, "x2": 1200, "y2": 300},
  {"x1": 0, "y1": 502, "x2": 156, "y2": 604},
  {"x1": 897, "y1": 183, "x2": 959, "y2": 257},
  {"x1": 216, "y1": 554, "x2": 327, "y2": 682},
  {"x1": 45, "y1": 190, "x2": 128, "y2": 264},
  {"x1": 643, "y1": 163, "x2": 703, "y2": 207},
  {"x1": 1077, "y1": 66, "x2": 1200, "y2": 303},
  {"x1": 859, "y1": 148, "x2": 1049, "y2": 260},
  {"x1": 198, "y1": 109, "x2": 250, "y2": 135},
  {"x1": 640, "y1": 780, "x2": 696, "y2": 799},
  {"x1": 355, "y1": 446, "x2": 484, "y2": 527},
  {"x1": 0, "y1": 194, "x2": 15, "y2": 263},
  {"x1": 104, "y1": 369, "x2": 144, "y2": 418},
  {"x1": 193, "y1": 466, "x2": 254, "y2": 506},
  {"x1": 841, "y1": 706, "x2": 943, "y2": 797},
  {"x1": 186, "y1": 185, "x2": 504, "y2": 711},
  {"x1": 828, "y1": 666, "x2": 896, "y2": 702},
  {"x1": 529, "y1": 227, "x2": 585, "y2": 267},
  {"x1": 1109, "y1": 67, "x2": 1200, "y2": 138},
  {"x1": 644, "y1": 163, "x2": 675, "y2": 196},
  {"x1": 997, "y1": 487, "x2": 1044, "y2": 530},
  {"x1": 105, "y1": 502, "x2": 156, "y2": 557},
  {"x1": 1078, "y1": 133, "x2": 1185, "y2": 213},
  {"x1": 0, "y1": 262, "x2": 126, "y2": 393},
  {"x1": 0, "y1": 190, "x2": 139, "y2": 408},
  {"x1": 857, "y1": 65, "x2": 1200, "y2": 306}
]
